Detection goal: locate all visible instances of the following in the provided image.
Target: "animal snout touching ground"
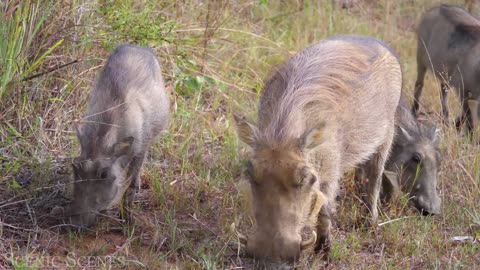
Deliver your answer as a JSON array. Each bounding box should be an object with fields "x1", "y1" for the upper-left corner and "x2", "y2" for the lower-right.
[
  {"x1": 412, "y1": 190, "x2": 441, "y2": 215},
  {"x1": 237, "y1": 224, "x2": 318, "y2": 261},
  {"x1": 65, "y1": 207, "x2": 98, "y2": 229},
  {"x1": 359, "y1": 97, "x2": 443, "y2": 217},
  {"x1": 232, "y1": 139, "x2": 326, "y2": 261},
  {"x1": 5, "y1": 1, "x2": 480, "y2": 269},
  {"x1": 242, "y1": 230, "x2": 303, "y2": 261},
  {"x1": 235, "y1": 34, "x2": 402, "y2": 261},
  {"x1": 67, "y1": 44, "x2": 169, "y2": 228}
]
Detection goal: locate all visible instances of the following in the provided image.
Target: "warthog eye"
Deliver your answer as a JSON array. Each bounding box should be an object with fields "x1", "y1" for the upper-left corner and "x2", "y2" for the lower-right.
[
  {"x1": 297, "y1": 175, "x2": 317, "y2": 188},
  {"x1": 296, "y1": 166, "x2": 317, "y2": 187},
  {"x1": 98, "y1": 168, "x2": 109, "y2": 179},
  {"x1": 412, "y1": 153, "x2": 422, "y2": 163},
  {"x1": 309, "y1": 175, "x2": 317, "y2": 185}
]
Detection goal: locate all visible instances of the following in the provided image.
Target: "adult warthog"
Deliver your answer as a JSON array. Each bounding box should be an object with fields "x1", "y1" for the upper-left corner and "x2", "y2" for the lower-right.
[
  {"x1": 357, "y1": 98, "x2": 442, "y2": 215},
  {"x1": 68, "y1": 44, "x2": 169, "y2": 227},
  {"x1": 234, "y1": 35, "x2": 401, "y2": 261},
  {"x1": 413, "y1": 4, "x2": 480, "y2": 133}
]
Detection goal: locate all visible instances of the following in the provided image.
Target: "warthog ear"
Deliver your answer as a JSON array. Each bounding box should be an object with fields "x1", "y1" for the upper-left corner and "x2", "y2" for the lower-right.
[
  {"x1": 383, "y1": 170, "x2": 400, "y2": 199},
  {"x1": 415, "y1": 111, "x2": 430, "y2": 122},
  {"x1": 383, "y1": 170, "x2": 399, "y2": 189},
  {"x1": 300, "y1": 122, "x2": 326, "y2": 150},
  {"x1": 113, "y1": 136, "x2": 134, "y2": 156},
  {"x1": 399, "y1": 126, "x2": 414, "y2": 142},
  {"x1": 428, "y1": 124, "x2": 441, "y2": 146},
  {"x1": 233, "y1": 113, "x2": 257, "y2": 147}
]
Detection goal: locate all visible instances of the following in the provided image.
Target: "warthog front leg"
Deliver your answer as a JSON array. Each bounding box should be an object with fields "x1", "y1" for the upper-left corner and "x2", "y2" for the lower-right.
[
  {"x1": 313, "y1": 156, "x2": 340, "y2": 259},
  {"x1": 468, "y1": 99, "x2": 480, "y2": 134},
  {"x1": 314, "y1": 205, "x2": 332, "y2": 259},
  {"x1": 362, "y1": 128, "x2": 395, "y2": 223},
  {"x1": 122, "y1": 150, "x2": 147, "y2": 224}
]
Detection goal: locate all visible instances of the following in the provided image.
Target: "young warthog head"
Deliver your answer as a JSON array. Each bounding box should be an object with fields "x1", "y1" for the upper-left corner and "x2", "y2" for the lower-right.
[
  {"x1": 234, "y1": 115, "x2": 326, "y2": 261},
  {"x1": 386, "y1": 122, "x2": 442, "y2": 215},
  {"x1": 68, "y1": 131, "x2": 134, "y2": 228}
]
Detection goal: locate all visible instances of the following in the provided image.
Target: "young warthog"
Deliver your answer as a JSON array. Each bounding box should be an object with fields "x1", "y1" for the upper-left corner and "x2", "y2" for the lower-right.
[
  {"x1": 357, "y1": 98, "x2": 442, "y2": 215},
  {"x1": 69, "y1": 44, "x2": 169, "y2": 227},
  {"x1": 234, "y1": 35, "x2": 401, "y2": 260},
  {"x1": 412, "y1": 4, "x2": 480, "y2": 133}
]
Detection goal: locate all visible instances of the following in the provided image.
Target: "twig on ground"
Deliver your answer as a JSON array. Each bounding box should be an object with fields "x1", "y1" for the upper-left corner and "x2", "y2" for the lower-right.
[
  {"x1": 0, "y1": 199, "x2": 31, "y2": 209},
  {"x1": 22, "y1": 59, "x2": 81, "y2": 82},
  {"x1": 189, "y1": 213, "x2": 218, "y2": 237},
  {"x1": 378, "y1": 216, "x2": 415, "y2": 227},
  {"x1": 0, "y1": 221, "x2": 38, "y2": 233}
]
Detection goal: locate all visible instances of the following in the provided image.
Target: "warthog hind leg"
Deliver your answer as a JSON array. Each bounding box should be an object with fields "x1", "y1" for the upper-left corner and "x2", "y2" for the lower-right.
[
  {"x1": 455, "y1": 97, "x2": 475, "y2": 134},
  {"x1": 440, "y1": 83, "x2": 450, "y2": 126},
  {"x1": 412, "y1": 58, "x2": 427, "y2": 116}
]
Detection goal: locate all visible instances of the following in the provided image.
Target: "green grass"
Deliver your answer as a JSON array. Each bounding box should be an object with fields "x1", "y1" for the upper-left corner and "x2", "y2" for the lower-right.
[
  {"x1": 1, "y1": 0, "x2": 479, "y2": 269},
  {"x1": 0, "y1": 0, "x2": 58, "y2": 98}
]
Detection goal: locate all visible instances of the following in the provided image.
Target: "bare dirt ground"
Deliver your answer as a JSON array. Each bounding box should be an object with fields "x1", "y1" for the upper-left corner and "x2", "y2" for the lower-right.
[{"x1": 1, "y1": 0, "x2": 479, "y2": 269}]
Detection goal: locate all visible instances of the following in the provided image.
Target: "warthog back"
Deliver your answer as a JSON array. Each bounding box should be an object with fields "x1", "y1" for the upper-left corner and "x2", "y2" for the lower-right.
[
  {"x1": 69, "y1": 44, "x2": 169, "y2": 227},
  {"x1": 413, "y1": 4, "x2": 480, "y2": 133}
]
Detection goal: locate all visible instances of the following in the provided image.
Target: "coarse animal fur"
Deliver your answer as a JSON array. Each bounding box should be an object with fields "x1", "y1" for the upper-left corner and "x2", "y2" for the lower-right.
[
  {"x1": 69, "y1": 44, "x2": 169, "y2": 227},
  {"x1": 235, "y1": 35, "x2": 402, "y2": 261},
  {"x1": 357, "y1": 98, "x2": 442, "y2": 215},
  {"x1": 413, "y1": 4, "x2": 480, "y2": 133}
]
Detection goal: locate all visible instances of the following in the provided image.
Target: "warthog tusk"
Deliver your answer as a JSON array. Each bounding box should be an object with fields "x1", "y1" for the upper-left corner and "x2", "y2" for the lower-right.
[
  {"x1": 237, "y1": 231, "x2": 248, "y2": 246},
  {"x1": 300, "y1": 231, "x2": 317, "y2": 250}
]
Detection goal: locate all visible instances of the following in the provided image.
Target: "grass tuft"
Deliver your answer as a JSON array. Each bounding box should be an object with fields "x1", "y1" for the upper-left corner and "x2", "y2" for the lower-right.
[{"x1": 1, "y1": 0, "x2": 479, "y2": 269}]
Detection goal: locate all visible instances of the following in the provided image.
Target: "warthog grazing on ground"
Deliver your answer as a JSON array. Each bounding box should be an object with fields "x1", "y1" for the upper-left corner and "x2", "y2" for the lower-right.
[
  {"x1": 69, "y1": 44, "x2": 169, "y2": 227},
  {"x1": 412, "y1": 4, "x2": 480, "y2": 133},
  {"x1": 357, "y1": 98, "x2": 442, "y2": 215},
  {"x1": 234, "y1": 35, "x2": 401, "y2": 260}
]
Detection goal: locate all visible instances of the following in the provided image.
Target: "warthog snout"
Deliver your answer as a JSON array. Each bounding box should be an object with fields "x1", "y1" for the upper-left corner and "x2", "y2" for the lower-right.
[
  {"x1": 234, "y1": 113, "x2": 326, "y2": 259},
  {"x1": 244, "y1": 232, "x2": 302, "y2": 260},
  {"x1": 412, "y1": 191, "x2": 441, "y2": 215},
  {"x1": 238, "y1": 230, "x2": 316, "y2": 261},
  {"x1": 69, "y1": 139, "x2": 133, "y2": 227},
  {"x1": 66, "y1": 209, "x2": 98, "y2": 228}
]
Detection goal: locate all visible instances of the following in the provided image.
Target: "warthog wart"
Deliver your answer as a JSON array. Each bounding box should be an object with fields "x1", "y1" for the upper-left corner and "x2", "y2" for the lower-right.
[
  {"x1": 357, "y1": 98, "x2": 442, "y2": 215},
  {"x1": 234, "y1": 35, "x2": 401, "y2": 261},
  {"x1": 68, "y1": 44, "x2": 169, "y2": 227},
  {"x1": 413, "y1": 4, "x2": 480, "y2": 133}
]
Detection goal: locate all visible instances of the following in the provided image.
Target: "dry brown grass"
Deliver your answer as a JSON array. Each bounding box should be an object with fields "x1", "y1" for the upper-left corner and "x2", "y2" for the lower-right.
[{"x1": 1, "y1": 0, "x2": 479, "y2": 269}]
